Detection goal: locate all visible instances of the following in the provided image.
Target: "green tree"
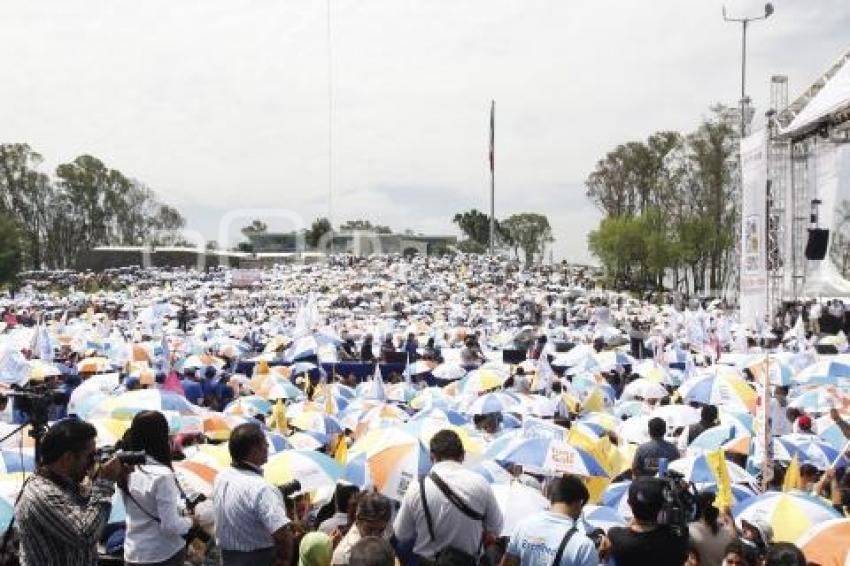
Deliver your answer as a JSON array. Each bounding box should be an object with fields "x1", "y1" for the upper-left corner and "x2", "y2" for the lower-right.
[
  {"x1": 0, "y1": 215, "x2": 22, "y2": 285},
  {"x1": 241, "y1": 220, "x2": 268, "y2": 237},
  {"x1": 115, "y1": 181, "x2": 160, "y2": 246},
  {"x1": 339, "y1": 219, "x2": 391, "y2": 234},
  {"x1": 456, "y1": 239, "x2": 486, "y2": 254},
  {"x1": 501, "y1": 213, "x2": 553, "y2": 266},
  {"x1": 453, "y1": 209, "x2": 496, "y2": 248},
  {"x1": 149, "y1": 204, "x2": 186, "y2": 245},
  {"x1": 305, "y1": 217, "x2": 332, "y2": 249},
  {"x1": 0, "y1": 144, "x2": 55, "y2": 269},
  {"x1": 0, "y1": 144, "x2": 187, "y2": 269},
  {"x1": 56, "y1": 155, "x2": 133, "y2": 254},
  {"x1": 687, "y1": 106, "x2": 736, "y2": 291}
]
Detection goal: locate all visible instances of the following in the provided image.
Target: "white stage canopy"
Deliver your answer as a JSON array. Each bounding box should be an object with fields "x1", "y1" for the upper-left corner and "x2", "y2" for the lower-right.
[{"x1": 782, "y1": 50, "x2": 850, "y2": 139}]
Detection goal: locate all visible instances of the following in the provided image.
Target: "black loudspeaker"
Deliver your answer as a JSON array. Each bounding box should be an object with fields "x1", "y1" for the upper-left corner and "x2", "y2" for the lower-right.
[
  {"x1": 502, "y1": 349, "x2": 527, "y2": 364},
  {"x1": 805, "y1": 229, "x2": 829, "y2": 260}
]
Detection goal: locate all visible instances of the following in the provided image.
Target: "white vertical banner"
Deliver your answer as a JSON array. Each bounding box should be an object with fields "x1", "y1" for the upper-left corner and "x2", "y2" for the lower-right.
[{"x1": 739, "y1": 129, "x2": 768, "y2": 330}]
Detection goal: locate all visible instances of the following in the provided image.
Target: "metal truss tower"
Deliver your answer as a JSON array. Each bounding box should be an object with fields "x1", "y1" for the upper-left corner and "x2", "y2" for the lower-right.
[{"x1": 767, "y1": 75, "x2": 790, "y2": 307}]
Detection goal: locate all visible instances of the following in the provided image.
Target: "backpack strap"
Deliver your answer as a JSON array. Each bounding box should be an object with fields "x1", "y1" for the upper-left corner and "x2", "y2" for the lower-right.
[
  {"x1": 419, "y1": 476, "x2": 436, "y2": 542},
  {"x1": 427, "y1": 472, "x2": 484, "y2": 521},
  {"x1": 551, "y1": 526, "x2": 578, "y2": 566}
]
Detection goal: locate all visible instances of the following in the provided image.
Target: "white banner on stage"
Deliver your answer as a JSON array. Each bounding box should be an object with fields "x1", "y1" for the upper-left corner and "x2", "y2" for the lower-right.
[
  {"x1": 739, "y1": 130, "x2": 768, "y2": 330},
  {"x1": 803, "y1": 143, "x2": 850, "y2": 297}
]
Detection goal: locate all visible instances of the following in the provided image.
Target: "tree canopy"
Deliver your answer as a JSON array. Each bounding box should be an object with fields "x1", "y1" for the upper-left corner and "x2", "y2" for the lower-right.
[
  {"x1": 305, "y1": 217, "x2": 333, "y2": 249},
  {"x1": 241, "y1": 220, "x2": 268, "y2": 237},
  {"x1": 585, "y1": 106, "x2": 738, "y2": 293},
  {"x1": 0, "y1": 215, "x2": 22, "y2": 287},
  {"x1": 0, "y1": 143, "x2": 186, "y2": 270},
  {"x1": 501, "y1": 213, "x2": 554, "y2": 266},
  {"x1": 339, "y1": 219, "x2": 392, "y2": 234}
]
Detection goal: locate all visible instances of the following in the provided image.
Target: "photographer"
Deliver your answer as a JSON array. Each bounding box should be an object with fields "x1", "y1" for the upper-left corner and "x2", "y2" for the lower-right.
[
  {"x1": 607, "y1": 478, "x2": 689, "y2": 566},
  {"x1": 15, "y1": 418, "x2": 127, "y2": 565},
  {"x1": 213, "y1": 422, "x2": 293, "y2": 566},
  {"x1": 121, "y1": 410, "x2": 197, "y2": 565}
]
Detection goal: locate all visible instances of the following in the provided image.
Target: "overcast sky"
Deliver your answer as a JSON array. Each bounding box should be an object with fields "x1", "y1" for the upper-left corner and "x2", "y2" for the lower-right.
[{"x1": 1, "y1": 0, "x2": 849, "y2": 262}]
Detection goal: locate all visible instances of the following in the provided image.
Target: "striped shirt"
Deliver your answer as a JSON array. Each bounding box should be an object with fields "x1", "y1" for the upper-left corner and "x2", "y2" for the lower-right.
[
  {"x1": 16, "y1": 471, "x2": 115, "y2": 566},
  {"x1": 212, "y1": 464, "x2": 290, "y2": 552}
]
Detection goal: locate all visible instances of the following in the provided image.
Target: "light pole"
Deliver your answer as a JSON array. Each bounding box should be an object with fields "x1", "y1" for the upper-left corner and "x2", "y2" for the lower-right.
[{"x1": 723, "y1": 3, "x2": 774, "y2": 138}]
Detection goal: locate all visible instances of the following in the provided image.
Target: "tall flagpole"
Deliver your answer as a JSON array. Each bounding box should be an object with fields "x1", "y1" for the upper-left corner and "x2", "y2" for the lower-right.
[{"x1": 489, "y1": 100, "x2": 495, "y2": 255}]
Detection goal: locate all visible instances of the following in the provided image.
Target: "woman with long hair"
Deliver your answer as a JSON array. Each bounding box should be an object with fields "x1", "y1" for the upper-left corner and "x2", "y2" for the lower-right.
[
  {"x1": 688, "y1": 491, "x2": 736, "y2": 566},
  {"x1": 121, "y1": 410, "x2": 195, "y2": 565}
]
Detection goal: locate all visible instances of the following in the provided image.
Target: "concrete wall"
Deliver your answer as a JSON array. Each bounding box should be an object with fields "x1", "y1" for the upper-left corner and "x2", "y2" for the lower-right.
[
  {"x1": 77, "y1": 248, "x2": 331, "y2": 271},
  {"x1": 77, "y1": 249, "x2": 242, "y2": 271}
]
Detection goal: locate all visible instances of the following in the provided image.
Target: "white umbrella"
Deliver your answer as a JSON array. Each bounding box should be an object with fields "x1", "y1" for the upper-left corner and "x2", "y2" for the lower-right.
[
  {"x1": 491, "y1": 482, "x2": 549, "y2": 536},
  {"x1": 622, "y1": 378, "x2": 668, "y2": 401}
]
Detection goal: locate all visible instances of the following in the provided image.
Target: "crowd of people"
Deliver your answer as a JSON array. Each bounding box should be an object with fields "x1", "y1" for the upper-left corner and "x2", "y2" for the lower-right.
[{"x1": 0, "y1": 255, "x2": 845, "y2": 566}]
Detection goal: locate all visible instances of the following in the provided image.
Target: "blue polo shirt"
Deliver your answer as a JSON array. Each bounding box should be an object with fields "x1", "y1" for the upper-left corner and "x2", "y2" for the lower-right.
[
  {"x1": 181, "y1": 379, "x2": 204, "y2": 405},
  {"x1": 506, "y1": 512, "x2": 598, "y2": 566}
]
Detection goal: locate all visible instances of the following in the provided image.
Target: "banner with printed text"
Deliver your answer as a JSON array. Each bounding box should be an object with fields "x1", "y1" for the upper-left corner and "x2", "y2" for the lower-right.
[{"x1": 739, "y1": 129, "x2": 768, "y2": 330}]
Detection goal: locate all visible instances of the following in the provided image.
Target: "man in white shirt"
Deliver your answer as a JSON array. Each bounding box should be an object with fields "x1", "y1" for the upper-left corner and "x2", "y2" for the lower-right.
[
  {"x1": 393, "y1": 429, "x2": 503, "y2": 564},
  {"x1": 213, "y1": 423, "x2": 293, "y2": 566}
]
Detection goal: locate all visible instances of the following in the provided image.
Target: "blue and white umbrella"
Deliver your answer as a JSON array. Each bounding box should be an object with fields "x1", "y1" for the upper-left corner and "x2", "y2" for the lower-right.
[
  {"x1": 687, "y1": 424, "x2": 750, "y2": 455},
  {"x1": 613, "y1": 400, "x2": 647, "y2": 420},
  {"x1": 774, "y1": 434, "x2": 841, "y2": 469},
  {"x1": 595, "y1": 351, "x2": 636, "y2": 370},
  {"x1": 464, "y1": 392, "x2": 520, "y2": 416},
  {"x1": 794, "y1": 360, "x2": 850, "y2": 386},
  {"x1": 600, "y1": 481, "x2": 633, "y2": 519},
  {"x1": 482, "y1": 436, "x2": 608, "y2": 477},
  {"x1": 410, "y1": 407, "x2": 469, "y2": 427},
  {"x1": 263, "y1": 379, "x2": 306, "y2": 402},
  {"x1": 289, "y1": 361, "x2": 321, "y2": 377},
  {"x1": 467, "y1": 459, "x2": 514, "y2": 484},
  {"x1": 789, "y1": 387, "x2": 850, "y2": 415},
  {"x1": 283, "y1": 336, "x2": 321, "y2": 362},
  {"x1": 669, "y1": 454, "x2": 758, "y2": 488},
  {"x1": 816, "y1": 413, "x2": 850, "y2": 451},
  {"x1": 582, "y1": 504, "x2": 627, "y2": 532}
]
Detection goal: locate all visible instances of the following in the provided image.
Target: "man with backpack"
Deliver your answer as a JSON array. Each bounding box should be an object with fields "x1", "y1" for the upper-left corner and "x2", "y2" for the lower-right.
[{"x1": 394, "y1": 430, "x2": 503, "y2": 566}]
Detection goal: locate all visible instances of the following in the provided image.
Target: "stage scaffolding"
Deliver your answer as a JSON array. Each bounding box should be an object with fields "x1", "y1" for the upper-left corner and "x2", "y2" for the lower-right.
[
  {"x1": 772, "y1": 48, "x2": 850, "y2": 302},
  {"x1": 767, "y1": 75, "x2": 789, "y2": 309}
]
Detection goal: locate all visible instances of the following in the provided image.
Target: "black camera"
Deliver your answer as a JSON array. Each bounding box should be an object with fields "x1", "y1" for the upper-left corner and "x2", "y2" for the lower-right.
[
  {"x1": 185, "y1": 492, "x2": 206, "y2": 512},
  {"x1": 96, "y1": 447, "x2": 147, "y2": 466},
  {"x1": 8, "y1": 385, "x2": 67, "y2": 427},
  {"x1": 278, "y1": 479, "x2": 302, "y2": 498},
  {"x1": 656, "y1": 470, "x2": 699, "y2": 536}
]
